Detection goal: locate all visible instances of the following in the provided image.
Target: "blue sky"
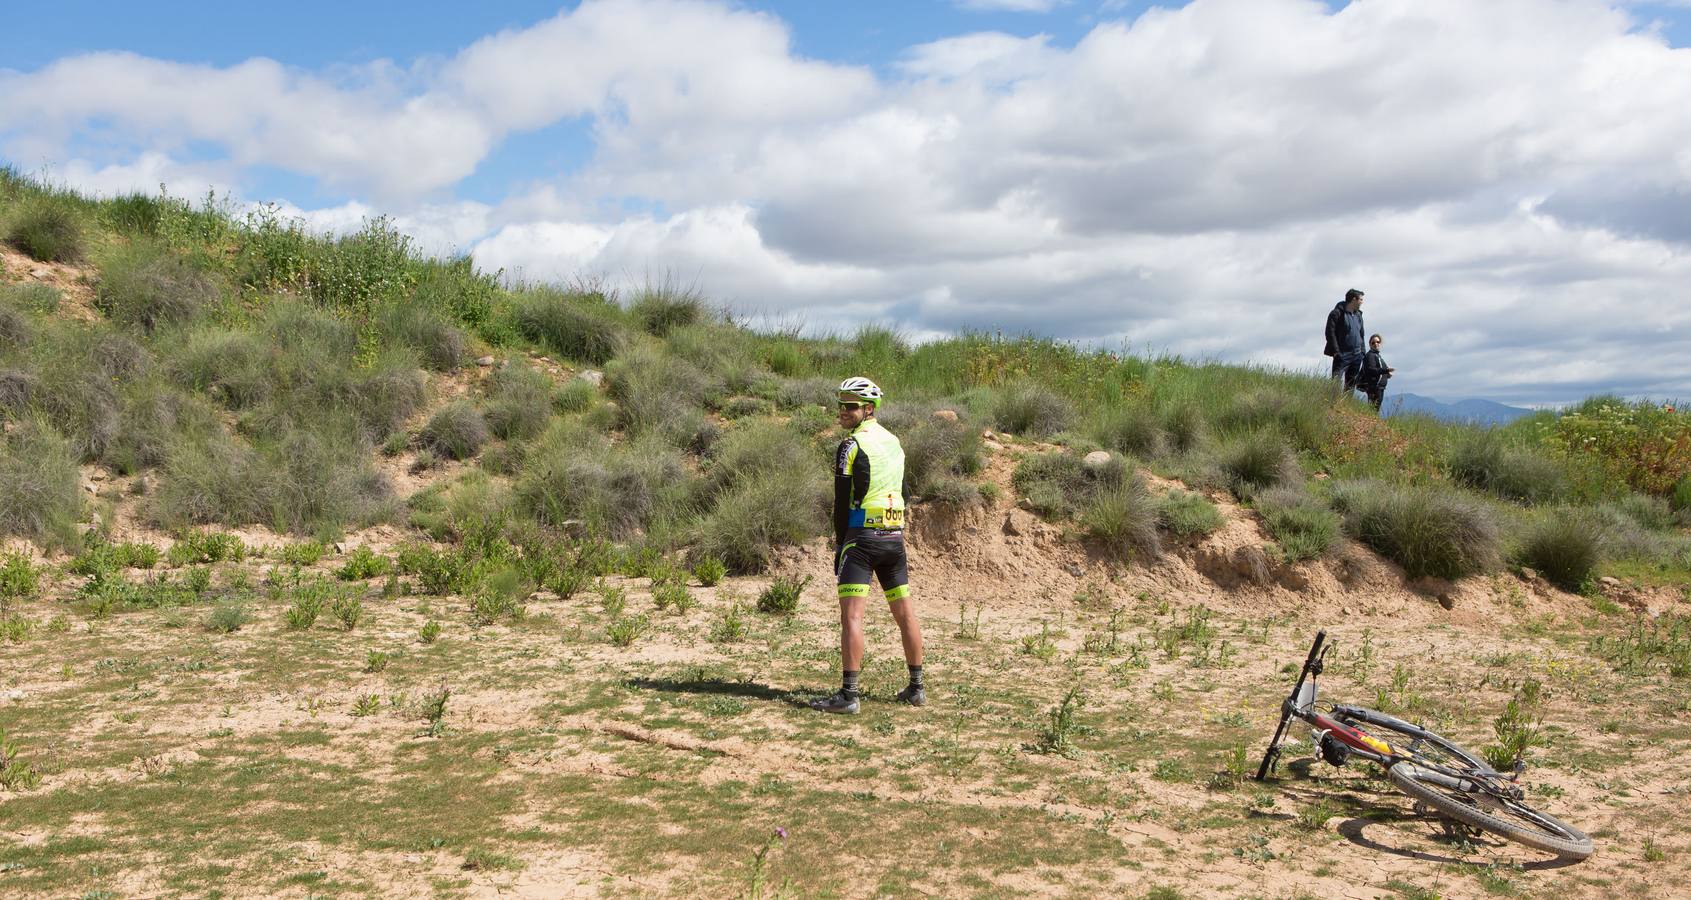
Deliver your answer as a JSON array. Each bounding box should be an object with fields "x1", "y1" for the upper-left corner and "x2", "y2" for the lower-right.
[{"x1": 4, "y1": 0, "x2": 1690, "y2": 406}]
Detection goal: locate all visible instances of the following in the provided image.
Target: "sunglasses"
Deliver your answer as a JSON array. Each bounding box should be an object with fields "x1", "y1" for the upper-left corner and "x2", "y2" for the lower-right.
[{"x1": 837, "y1": 401, "x2": 869, "y2": 411}]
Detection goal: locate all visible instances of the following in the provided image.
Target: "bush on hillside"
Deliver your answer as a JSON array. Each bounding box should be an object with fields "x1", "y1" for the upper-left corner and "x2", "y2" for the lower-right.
[
  {"x1": 699, "y1": 419, "x2": 814, "y2": 500},
  {"x1": 991, "y1": 382, "x2": 1074, "y2": 438},
  {"x1": 923, "y1": 476, "x2": 982, "y2": 509},
  {"x1": 1159, "y1": 400, "x2": 1206, "y2": 454},
  {"x1": 1610, "y1": 493, "x2": 1675, "y2": 532},
  {"x1": 1083, "y1": 475, "x2": 1161, "y2": 563},
  {"x1": 1253, "y1": 485, "x2": 1341, "y2": 562},
  {"x1": 0, "y1": 304, "x2": 29, "y2": 352},
  {"x1": 689, "y1": 469, "x2": 829, "y2": 574},
  {"x1": 1216, "y1": 430, "x2": 1298, "y2": 497},
  {"x1": 484, "y1": 364, "x2": 556, "y2": 441},
  {"x1": 153, "y1": 432, "x2": 272, "y2": 528},
  {"x1": 106, "y1": 380, "x2": 222, "y2": 475},
  {"x1": 1672, "y1": 474, "x2": 1691, "y2": 517},
  {"x1": 95, "y1": 241, "x2": 220, "y2": 333},
  {"x1": 419, "y1": 402, "x2": 489, "y2": 461},
  {"x1": 308, "y1": 216, "x2": 419, "y2": 311},
  {"x1": 1013, "y1": 450, "x2": 1127, "y2": 519},
  {"x1": 411, "y1": 256, "x2": 500, "y2": 331},
  {"x1": 511, "y1": 288, "x2": 628, "y2": 365},
  {"x1": 1543, "y1": 397, "x2": 1691, "y2": 496},
  {"x1": 1156, "y1": 489, "x2": 1224, "y2": 537},
  {"x1": 1515, "y1": 510, "x2": 1604, "y2": 592},
  {"x1": 0, "y1": 282, "x2": 61, "y2": 314},
  {"x1": 605, "y1": 343, "x2": 720, "y2": 448},
  {"x1": 776, "y1": 376, "x2": 836, "y2": 411},
  {"x1": 665, "y1": 323, "x2": 759, "y2": 398},
  {"x1": 877, "y1": 405, "x2": 981, "y2": 496},
  {"x1": 1215, "y1": 386, "x2": 1329, "y2": 451},
  {"x1": 1331, "y1": 480, "x2": 1501, "y2": 579},
  {"x1": 102, "y1": 192, "x2": 169, "y2": 236},
  {"x1": 1447, "y1": 431, "x2": 1566, "y2": 504},
  {"x1": 631, "y1": 286, "x2": 707, "y2": 337},
  {"x1": 6, "y1": 197, "x2": 85, "y2": 262},
  {"x1": 170, "y1": 327, "x2": 273, "y2": 409},
  {"x1": 517, "y1": 433, "x2": 692, "y2": 538},
  {"x1": 379, "y1": 301, "x2": 466, "y2": 371},
  {"x1": 0, "y1": 416, "x2": 82, "y2": 545},
  {"x1": 1096, "y1": 403, "x2": 1167, "y2": 458},
  {"x1": 20, "y1": 331, "x2": 128, "y2": 462}
]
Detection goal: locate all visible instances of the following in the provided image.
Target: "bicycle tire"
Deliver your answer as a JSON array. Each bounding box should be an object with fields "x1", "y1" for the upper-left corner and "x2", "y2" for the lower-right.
[
  {"x1": 1333, "y1": 707, "x2": 1593, "y2": 860},
  {"x1": 1389, "y1": 762, "x2": 1594, "y2": 860}
]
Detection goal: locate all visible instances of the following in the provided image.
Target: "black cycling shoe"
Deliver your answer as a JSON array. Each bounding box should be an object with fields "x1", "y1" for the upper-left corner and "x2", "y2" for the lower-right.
[
  {"x1": 809, "y1": 690, "x2": 860, "y2": 715},
  {"x1": 895, "y1": 684, "x2": 926, "y2": 707}
]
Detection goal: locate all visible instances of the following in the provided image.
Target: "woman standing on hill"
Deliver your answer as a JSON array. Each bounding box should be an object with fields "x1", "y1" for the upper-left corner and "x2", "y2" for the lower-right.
[{"x1": 1358, "y1": 334, "x2": 1395, "y2": 413}]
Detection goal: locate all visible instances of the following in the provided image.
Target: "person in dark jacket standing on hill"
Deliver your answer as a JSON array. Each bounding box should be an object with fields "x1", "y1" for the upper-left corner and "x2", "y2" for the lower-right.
[
  {"x1": 1357, "y1": 333, "x2": 1395, "y2": 413},
  {"x1": 1323, "y1": 288, "x2": 1367, "y2": 395}
]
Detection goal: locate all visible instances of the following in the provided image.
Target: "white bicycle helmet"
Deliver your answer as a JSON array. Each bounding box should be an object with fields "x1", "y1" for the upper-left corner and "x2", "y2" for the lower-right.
[{"x1": 837, "y1": 376, "x2": 884, "y2": 408}]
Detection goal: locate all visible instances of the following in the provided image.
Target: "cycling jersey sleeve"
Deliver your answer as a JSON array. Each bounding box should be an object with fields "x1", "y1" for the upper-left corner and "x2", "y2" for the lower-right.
[{"x1": 833, "y1": 438, "x2": 856, "y2": 547}]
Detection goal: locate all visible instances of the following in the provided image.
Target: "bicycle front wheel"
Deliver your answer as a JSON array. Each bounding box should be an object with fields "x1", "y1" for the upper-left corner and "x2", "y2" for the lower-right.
[{"x1": 1388, "y1": 762, "x2": 1593, "y2": 859}]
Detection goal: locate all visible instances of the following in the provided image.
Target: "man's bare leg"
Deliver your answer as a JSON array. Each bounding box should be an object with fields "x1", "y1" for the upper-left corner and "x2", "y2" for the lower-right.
[{"x1": 888, "y1": 596, "x2": 926, "y2": 706}]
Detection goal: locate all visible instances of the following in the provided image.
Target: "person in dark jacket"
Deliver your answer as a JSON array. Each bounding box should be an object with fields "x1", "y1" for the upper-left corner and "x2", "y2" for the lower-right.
[
  {"x1": 1358, "y1": 333, "x2": 1395, "y2": 412},
  {"x1": 1323, "y1": 288, "x2": 1367, "y2": 395}
]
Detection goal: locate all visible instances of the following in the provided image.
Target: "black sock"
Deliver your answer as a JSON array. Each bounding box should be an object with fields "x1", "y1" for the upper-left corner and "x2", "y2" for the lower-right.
[
  {"x1": 841, "y1": 670, "x2": 860, "y2": 697},
  {"x1": 907, "y1": 665, "x2": 924, "y2": 689}
]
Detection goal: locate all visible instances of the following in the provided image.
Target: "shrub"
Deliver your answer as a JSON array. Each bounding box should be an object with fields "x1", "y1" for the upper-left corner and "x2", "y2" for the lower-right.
[
  {"x1": 336, "y1": 546, "x2": 391, "y2": 581},
  {"x1": 1515, "y1": 510, "x2": 1604, "y2": 592},
  {"x1": 775, "y1": 377, "x2": 835, "y2": 411},
  {"x1": 483, "y1": 364, "x2": 555, "y2": 441},
  {"x1": 152, "y1": 431, "x2": 273, "y2": 529},
  {"x1": 691, "y1": 470, "x2": 828, "y2": 575},
  {"x1": 169, "y1": 327, "x2": 273, "y2": 409},
  {"x1": 1333, "y1": 481, "x2": 1501, "y2": 579},
  {"x1": 990, "y1": 383, "x2": 1074, "y2": 438},
  {"x1": 1012, "y1": 450, "x2": 1126, "y2": 519},
  {"x1": 605, "y1": 343, "x2": 718, "y2": 446},
  {"x1": 331, "y1": 595, "x2": 364, "y2": 629},
  {"x1": 1082, "y1": 477, "x2": 1161, "y2": 563},
  {"x1": 1448, "y1": 431, "x2": 1566, "y2": 504},
  {"x1": 0, "y1": 282, "x2": 61, "y2": 314},
  {"x1": 699, "y1": 419, "x2": 814, "y2": 499},
  {"x1": 1254, "y1": 486, "x2": 1341, "y2": 562},
  {"x1": 877, "y1": 406, "x2": 981, "y2": 496},
  {"x1": 692, "y1": 556, "x2": 726, "y2": 587},
  {"x1": 630, "y1": 285, "x2": 706, "y2": 336},
  {"x1": 284, "y1": 593, "x2": 324, "y2": 629},
  {"x1": 95, "y1": 241, "x2": 220, "y2": 333},
  {"x1": 1543, "y1": 397, "x2": 1691, "y2": 496},
  {"x1": 923, "y1": 476, "x2": 981, "y2": 509},
  {"x1": 1610, "y1": 493, "x2": 1675, "y2": 532},
  {"x1": 1674, "y1": 474, "x2": 1691, "y2": 515},
  {"x1": 511, "y1": 288, "x2": 628, "y2": 364},
  {"x1": 6, "y1": 197, "x2": 84, "y2": 262},
  {"x1": 205, "y1": 603, "x2": 250, "y2": 633},
  {"x1": 605, "y1": 614, "x2": 648, "y2": 646},
  {"x1": 0, "y1": 305, "x2": 30, "y2": 356},
  {"x1": 419, "y1": 402, "x2": 489, "y2": 461},
  {"x1": 0, "y1": 553, "x2": 38, "y2": 600},
  {"x1": 756, "y1": 574, "x2": 810, "y2": 615},
  {"x1": 0, "y1": 416, "x2": 81, "y2": 545},
  {"x1": 378, "y1": 301, "x2": 466, "y2": 371},
  {"x1": 419, "y1": 619, "x2": 442, "y2": 643},
  {"x1": 1216, "y1": 430, "x2": 1298, "y2": 497},
  {"x1": 722, "y1": 396, "x2": 773, "y2": 419},
  {"x1": 517, "y1": 432, "x2": 692, "y2": 539},
  {"x1": 1159, "y1": 400, "x2": 1206, "y2": 454},
  {"x1": 278, "y1": 541, "x2": 329, "y2": 567},
  {"x1": 652, "y1": 579, "x2": 694, "y2": 615},
  {"x1": 167, "y1": 530, "x2": 246, "y2": 566},
  {"x1": 102, "y1": 192, "x2": 169, "y2": 236},
  {"x1": 1156, "y1": 490, "x2": 1223, "y2": 537},
  {"x1": 1096, "y1": 404, "x2": 1167, "y2": 458}
]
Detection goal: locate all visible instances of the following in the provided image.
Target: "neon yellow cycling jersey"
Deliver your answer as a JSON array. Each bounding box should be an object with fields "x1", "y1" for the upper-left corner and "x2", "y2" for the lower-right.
[{"x1": 834, "y1": 418, "x2": 906, "y2": 533}]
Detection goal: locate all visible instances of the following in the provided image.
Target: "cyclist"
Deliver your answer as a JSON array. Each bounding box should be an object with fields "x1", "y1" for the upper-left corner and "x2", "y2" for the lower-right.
[{"x1": 809, "y1": 376, "x2": 926, "y2": 714}]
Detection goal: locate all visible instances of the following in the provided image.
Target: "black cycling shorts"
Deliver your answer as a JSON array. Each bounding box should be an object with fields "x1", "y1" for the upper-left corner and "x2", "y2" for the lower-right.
[{"x1": 835, "y1": 529, "x2": 909, "y2": 601}]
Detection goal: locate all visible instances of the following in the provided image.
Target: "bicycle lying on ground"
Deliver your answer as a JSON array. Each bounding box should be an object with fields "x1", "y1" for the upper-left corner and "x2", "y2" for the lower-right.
[{"x1": 1256, "y1": 631, "x2": 1593, "y2": 861}]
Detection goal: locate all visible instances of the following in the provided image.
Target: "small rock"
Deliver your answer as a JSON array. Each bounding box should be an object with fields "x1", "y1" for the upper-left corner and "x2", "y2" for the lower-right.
[
  {"x1": 476, "y1": 356, "x2": 496, "y2": 367},
  {"x1": 931, "y1": 409, "x2": 959, "y2": 422},
  {"x1": 84, "y1": 482, "x2": 99, "y2": 495},
  {"x1": 982, "y1": 439, "x2": 1004, "y2": 452},
  {"x1": 1065, "y1": 564, "x2": 1085, "y2": 578},
  {"x1": 1437, "y1": 593, "x2": 1456, "y2": 611},
  {"x1": 90, "y1": 470, "x2": 107, "y2": 482},
  {"x1": 1082, "y1": 450, "x2": 1113, "y2": 469},
  {"x1": 559, "y1": 519, "x2": 588, "y2": 538},
  {"x1": 1520, "y1": 567, "x2": 1538, "y2": 582},
  {"x1": 1598, "y1": 576, "x2": 1620, "y2": 588},
  {"x1": 981, "y1": 429, "x2": 995, "y2": 440},
  {"x1": 31, "y1": 267, "x2": 50, "y2": 278},
  {"x1": 1003, "y1": 511, "x2": 1024, "y2": 536},
  {"x1": 578, "y1": 369, "x2": 605, "y2": 387}
]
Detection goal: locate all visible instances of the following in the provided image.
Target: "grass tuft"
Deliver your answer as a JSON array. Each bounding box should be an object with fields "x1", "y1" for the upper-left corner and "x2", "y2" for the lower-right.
[
  {"x1": 6, "y1": 197, "x2": 85, "y2": 262},
  {"x1": 419, "y1": 402, "x2": 489, "y2": 461},
  {"x1": 1332, "y1": 480, "x2": 1501, "y2": 579}
]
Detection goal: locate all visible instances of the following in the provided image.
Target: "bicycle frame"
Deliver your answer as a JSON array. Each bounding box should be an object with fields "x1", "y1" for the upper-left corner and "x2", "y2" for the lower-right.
[{"x1": 1258, "y1": 632, "x2": 1515, "y2": 799}]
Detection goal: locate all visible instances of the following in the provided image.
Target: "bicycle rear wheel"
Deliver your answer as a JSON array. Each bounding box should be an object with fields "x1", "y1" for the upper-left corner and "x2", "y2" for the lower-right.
[
  {"x1": 1334, "y1": 707, "x2": 1593, "y2": 860},
  {"x1": 1388, "y1": 762, "x2": 1594, "y2": 860}
]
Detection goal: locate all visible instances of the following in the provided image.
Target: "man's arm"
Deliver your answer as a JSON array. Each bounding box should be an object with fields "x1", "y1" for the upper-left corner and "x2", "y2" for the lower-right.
[
  {"x1": 833, "y1": 438, "x2": 856, "y2": 548},
  {"x1": 1323, "y1": 308, "x2": 1339, "y2": 356}
]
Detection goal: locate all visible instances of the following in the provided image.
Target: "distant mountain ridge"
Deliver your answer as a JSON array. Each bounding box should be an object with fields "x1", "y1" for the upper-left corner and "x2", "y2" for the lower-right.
[{"x1": 1385, "y1": 393, "x2": 1536, "y2": 425}]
